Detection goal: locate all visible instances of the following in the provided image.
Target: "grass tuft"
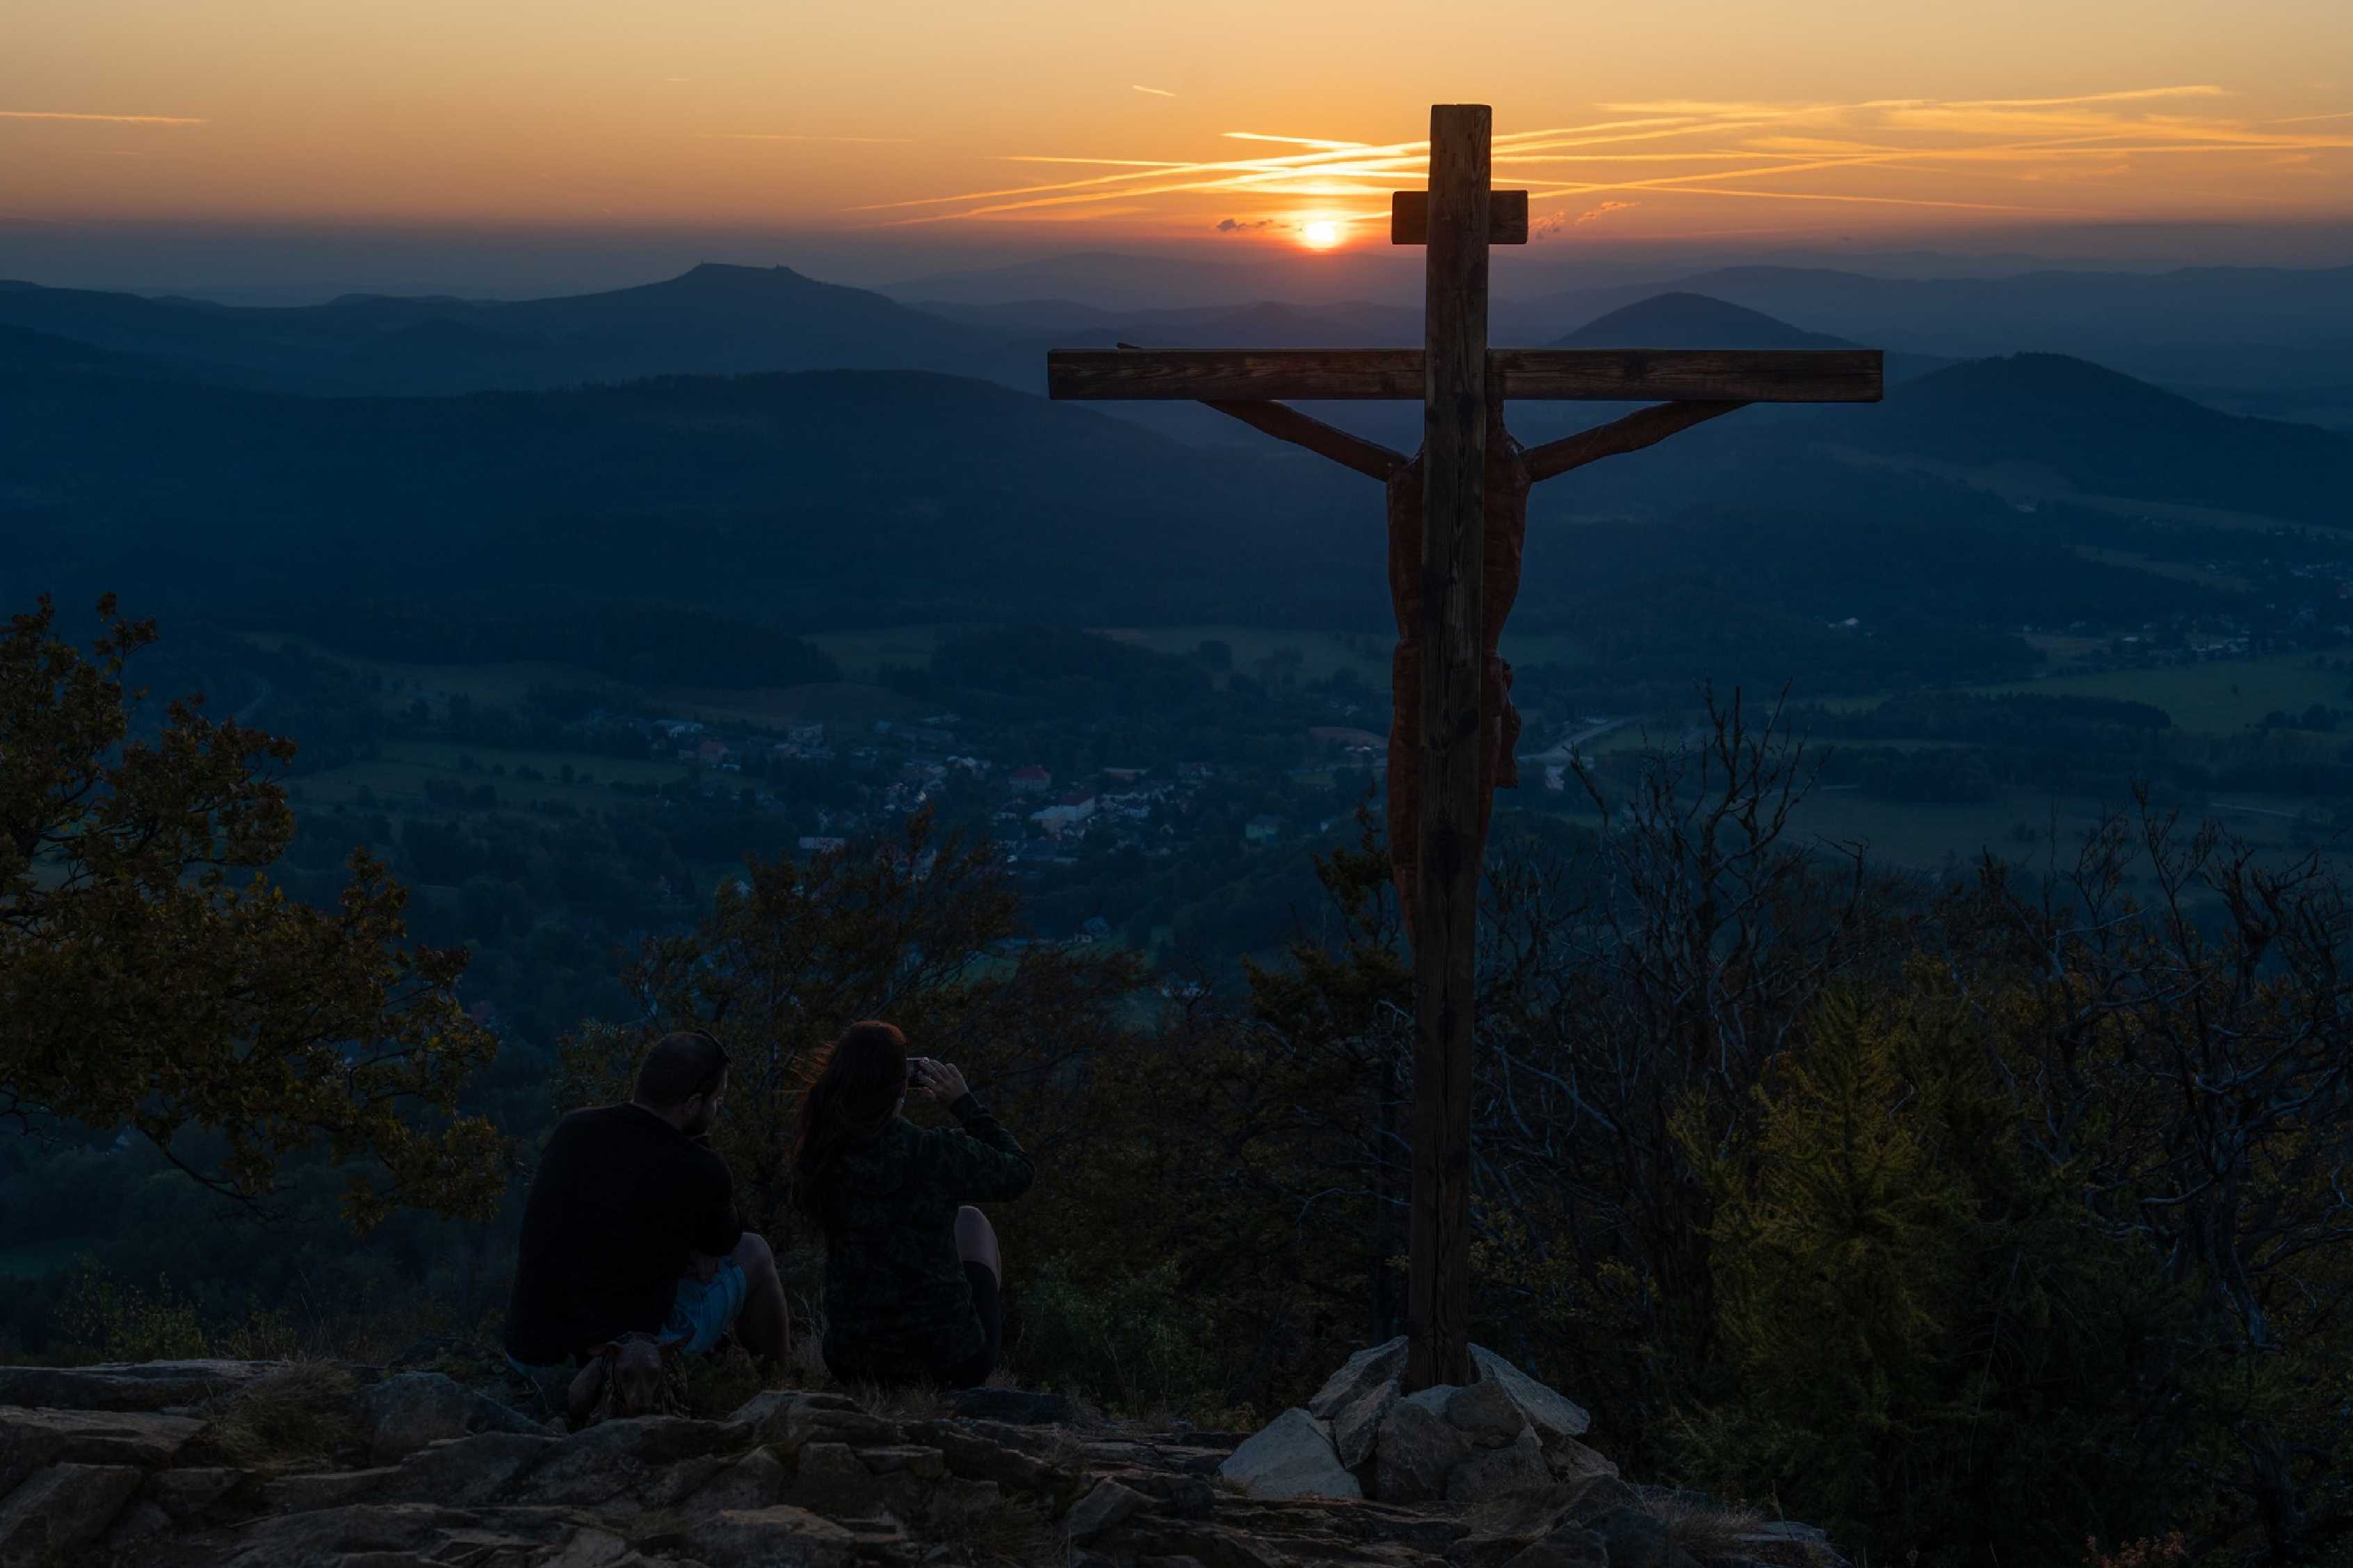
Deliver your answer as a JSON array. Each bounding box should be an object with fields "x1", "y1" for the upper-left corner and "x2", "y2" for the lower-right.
[
  {"x1": 1465, "y1": 1480, "x2": 1580, "y2": 1541},
  {"x1": 204, "y1": 1360, "x2": 361, "y2": 1470},
  {"x1": 1646, "y1": 1492, "x2": 1771, "y2": 1560}
]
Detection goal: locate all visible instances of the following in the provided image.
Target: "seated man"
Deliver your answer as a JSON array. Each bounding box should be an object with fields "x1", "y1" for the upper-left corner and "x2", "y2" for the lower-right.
[{"x1": 504, "y1": 1029, "x2": 789, "y2": 1424}]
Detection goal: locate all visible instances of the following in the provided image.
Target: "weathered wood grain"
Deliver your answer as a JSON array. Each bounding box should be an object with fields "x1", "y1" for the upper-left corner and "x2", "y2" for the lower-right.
[
  {"x1": 1495, "y1": 348, "x2": 1881, "y2": 403},
  {"x1": 1392, "y1": 188, "x2": 1529, "y2": 245},
  {"x1": 1046, "y1": 348, "x2": 1882, "y2": 403},
  {"x1": 1523, "y1": 398, "x2": 1749, "y2": 480},
  {"x1": 1407, "y1": 100, "x2": 1487, "y2": 1398},
  {"x1": 1200, "y1": 400, "x2": 1407, "y2": 480}
]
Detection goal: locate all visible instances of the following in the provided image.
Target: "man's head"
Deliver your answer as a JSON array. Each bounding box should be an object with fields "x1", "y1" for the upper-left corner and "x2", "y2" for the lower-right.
[{"x1": 634, "y1": 1028, "x2": 730, "y2": 1136}]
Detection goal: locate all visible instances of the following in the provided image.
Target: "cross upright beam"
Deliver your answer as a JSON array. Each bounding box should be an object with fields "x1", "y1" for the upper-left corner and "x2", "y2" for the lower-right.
[
  {"x1": 1408, "y1": 102, "x2": 1492, "y2": 1394},
  {"x1": 1043, "y1": 97, "x2": 1883, "y2": 1405}
]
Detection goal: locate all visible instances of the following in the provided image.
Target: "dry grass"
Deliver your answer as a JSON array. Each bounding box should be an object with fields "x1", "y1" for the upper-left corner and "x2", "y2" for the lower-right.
[
  {"x1": 679, "y1": 1343, "x2": 770, "y2": 1420},
  {"x1": 1465, "y1": 1481, "x2": 1582, "y2": 1541},
  {"x1": 1042, "y1": 1425, "x2": 1094, "y2": 1476},
  {"x1": 1646, "y1": 1492, "x2": 1771, "y2": 1560},
  {"x1": 925, "y1": 1490, "x2": 1066, "y2": 1568},
  {"x1": 787, "y1": 1314, "x2": 832, "y2": 1386},
  {"x1": 841, "y1": 1375, "x2": 954, "y2": 1423},
  {"x1": 202, "y1": 1360, "x2": 362, "y2": 1471}
]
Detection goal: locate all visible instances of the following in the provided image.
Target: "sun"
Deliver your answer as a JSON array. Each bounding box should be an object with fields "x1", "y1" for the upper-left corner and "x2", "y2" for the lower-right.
[{"x1": 1300, "y1": 218, "x2": 1343, "y2": 250}]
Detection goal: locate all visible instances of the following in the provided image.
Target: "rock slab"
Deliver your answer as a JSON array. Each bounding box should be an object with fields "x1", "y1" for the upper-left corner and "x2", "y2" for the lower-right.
[
  {"x1": 1372, "y1": 1395, "x2": 1470, "y2": 1505},
  {"x1": 358, "y1": 1371, "x2": 545, "y2": 1463},
  {"x1": 1469, "y1": 1345, "x2": 1591, "y2": 1442},
  {"x1": 0, "y1": 1462, "x2": 144, "y2": 1561},
  {"x1": 0, "y1": 1360, "x2": 285, "y2": 1414},
  {"x1": 1217, "y1": 1407, "x2": 1361, "y2": 1501}
]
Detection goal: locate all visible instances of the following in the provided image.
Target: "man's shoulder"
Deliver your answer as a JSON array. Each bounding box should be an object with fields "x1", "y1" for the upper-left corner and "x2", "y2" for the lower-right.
[{"x1": 550, "y1": 1103, "x2": 633, "y2": 1142}]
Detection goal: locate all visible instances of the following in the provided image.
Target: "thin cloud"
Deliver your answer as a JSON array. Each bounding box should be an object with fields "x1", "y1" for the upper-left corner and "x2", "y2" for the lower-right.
[
  {"x1": 1132, "y1": 85, "x2": 1178, "y2": 98},
  {"x1": 852, "y1": 86, "x2": 2343, "y2": 229},
  {"x1": 1224, "y1": 131, "x2": 1368, "y2": 149},
  {"x1": 1576, "y1": 200, "x2": 1640, "y2": 223},
  {"x1": 1216, "y1": 217, "x2": 1278, "y2": 232},
  {"x1": 2269, "y1": 108, "x2": 2353, "y2": 124},
  {"x1": 1933, "y1": 86, "x2": 2228, "y2": 109},
  {"x1": 704, "y1": 132, "x2": 913, "y2": 143},
  {"x1": 0, "y1": 110, "x2": 206, "y2": 124}
]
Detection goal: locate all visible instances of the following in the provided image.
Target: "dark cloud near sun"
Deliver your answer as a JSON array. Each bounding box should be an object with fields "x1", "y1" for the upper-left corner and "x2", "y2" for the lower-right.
[{"x1": 1215, "y1": 218, "x2": 1277, "y2": 233}]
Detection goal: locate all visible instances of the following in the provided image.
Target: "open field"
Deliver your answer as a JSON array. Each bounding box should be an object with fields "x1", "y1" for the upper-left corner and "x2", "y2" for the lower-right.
[
  {"x1": 1981, "y1": 654, "x2": 2350, "y2": 733},
  {"x1": 656, "y1": 683, "x2": 921, "y2": 729},
  {"x1": 806, "y1": 627, "x2": 951, "y2": 682},
  {"x1": 289, "y1": 739, "x2": 693, "y2": 815}
]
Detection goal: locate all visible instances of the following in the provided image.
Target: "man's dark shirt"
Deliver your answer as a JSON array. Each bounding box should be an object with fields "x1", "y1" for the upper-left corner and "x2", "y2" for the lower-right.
[{"x1": 504, "y1": 1103, "x2": 742, "y2": 1365}]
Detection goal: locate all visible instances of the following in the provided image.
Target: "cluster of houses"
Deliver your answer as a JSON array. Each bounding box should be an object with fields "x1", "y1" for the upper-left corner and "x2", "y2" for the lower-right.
[
  {"x1": 567, "y1": 702, "x2": 1323, "y2": 860},
  {"x1": 997, "y1": 762, "x2": 1230, "y2": 851}
]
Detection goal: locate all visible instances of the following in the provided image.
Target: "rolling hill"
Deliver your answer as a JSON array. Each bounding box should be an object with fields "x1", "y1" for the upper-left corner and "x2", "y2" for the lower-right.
[
  {"x1": 1836, "y1": 353, "x2": 2353, "y2": 526},
  {"x1": 0, "y1": 353, "x2": 1375, "y2": 631}
]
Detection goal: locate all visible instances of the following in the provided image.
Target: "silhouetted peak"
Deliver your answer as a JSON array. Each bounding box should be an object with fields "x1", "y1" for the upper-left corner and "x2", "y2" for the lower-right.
[
  {"x1": 667, "y1": 261, "x2": 823, "y2": 291},
  {"x1": 1558, "y1": 291, "x2": 1856, "y2": 350}
]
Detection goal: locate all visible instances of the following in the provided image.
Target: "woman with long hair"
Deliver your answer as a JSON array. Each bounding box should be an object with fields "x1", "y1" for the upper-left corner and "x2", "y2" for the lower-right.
[{"x1": 789, "y1": 1019, "x2": 1032, "y2": 1389}]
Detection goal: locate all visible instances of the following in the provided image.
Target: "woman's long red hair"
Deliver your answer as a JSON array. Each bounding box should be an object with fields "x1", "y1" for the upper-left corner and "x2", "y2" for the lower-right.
[{"x1": 789, "y1": 1019, "x2": 909, "y2": 1229}]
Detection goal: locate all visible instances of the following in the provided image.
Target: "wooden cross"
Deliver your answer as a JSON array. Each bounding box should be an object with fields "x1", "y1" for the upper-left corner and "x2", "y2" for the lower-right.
[{"x1": 1048, "y1": 104, "x2": 1882, "y2": 1394}]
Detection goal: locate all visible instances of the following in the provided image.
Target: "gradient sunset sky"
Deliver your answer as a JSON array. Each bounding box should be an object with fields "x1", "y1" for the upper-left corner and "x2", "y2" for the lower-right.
[{"x1": 7, "y1": 0, "x2": 2352, "y2": 290}]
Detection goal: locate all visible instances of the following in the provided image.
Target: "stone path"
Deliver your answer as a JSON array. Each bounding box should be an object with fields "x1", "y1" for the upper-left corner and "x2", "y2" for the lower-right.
[{"x1": 0, "y1": 1360, "x2": 1845, "y2": 1568}]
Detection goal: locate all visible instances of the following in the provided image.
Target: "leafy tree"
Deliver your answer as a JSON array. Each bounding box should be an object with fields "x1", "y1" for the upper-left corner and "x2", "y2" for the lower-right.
[{"x1": 0, "y1": 596, "x2": 503, "y2": 1229}]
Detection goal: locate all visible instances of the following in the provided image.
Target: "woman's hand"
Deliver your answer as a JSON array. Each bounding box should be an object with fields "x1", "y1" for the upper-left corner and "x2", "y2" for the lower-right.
[{"x1": 909, "y1": 1057, "x2": 970, "y2": 1105}]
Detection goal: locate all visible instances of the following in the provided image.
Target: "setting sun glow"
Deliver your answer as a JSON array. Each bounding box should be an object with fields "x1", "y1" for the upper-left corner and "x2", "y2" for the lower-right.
[{"x1": 1300, "y1": 219, "x2": 1343, "y2": 249}]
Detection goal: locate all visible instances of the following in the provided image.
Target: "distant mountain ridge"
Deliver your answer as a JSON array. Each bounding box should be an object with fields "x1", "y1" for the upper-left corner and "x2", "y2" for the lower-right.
[
  {"x1": 0, "y1": 263, "x2": 1003, "y2": 396},
  {"x1": 1553, "y1": 292, "x2": 1859, "y2": 351}
]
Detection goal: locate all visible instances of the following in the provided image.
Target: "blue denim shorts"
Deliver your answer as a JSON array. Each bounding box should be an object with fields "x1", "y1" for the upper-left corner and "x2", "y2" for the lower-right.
[{"x1": 506, "y1": 1259, "x2": 749, "y2": 1415}]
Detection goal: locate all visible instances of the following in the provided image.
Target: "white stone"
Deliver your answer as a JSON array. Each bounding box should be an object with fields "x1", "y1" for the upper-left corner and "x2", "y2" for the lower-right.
[
  {"x1": 1306, "y1": 1337, "x2": 1407, "y2": 1419},
  {"x1": 1469, "y1": 1344, "x2": 1592, "y2": 1441},
  {"x1": 1217, "y1": 1407, "x2": 1362, "y2": 1501}
]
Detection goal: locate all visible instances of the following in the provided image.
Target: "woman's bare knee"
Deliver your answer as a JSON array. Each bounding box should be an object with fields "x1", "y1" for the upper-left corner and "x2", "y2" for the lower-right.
[{"x1": 954, "y1": 1206, "x2": 1001, "y2": 1278}]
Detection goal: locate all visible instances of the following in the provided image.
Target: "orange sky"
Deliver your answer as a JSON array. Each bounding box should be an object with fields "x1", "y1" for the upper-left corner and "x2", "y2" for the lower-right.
[{"x1": 6, "y1": 0, "x2": 2352, "y2": 254}]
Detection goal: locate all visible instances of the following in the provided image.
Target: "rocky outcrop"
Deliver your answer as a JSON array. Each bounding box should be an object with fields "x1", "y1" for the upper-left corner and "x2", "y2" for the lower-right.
[
  {"x1": 358, "y1": 1369, "x2": 553, "y2": 1462},
  {"x1": 1218, "y1": 1408, "x2": 1363, "y2": 1501},
  {"x1": 1228, "y1": 1337, "x2": 1611, "y2": 1510},
  {"x1": 0, "y1": 1357, "x2": 1845, "y2": 1568}
]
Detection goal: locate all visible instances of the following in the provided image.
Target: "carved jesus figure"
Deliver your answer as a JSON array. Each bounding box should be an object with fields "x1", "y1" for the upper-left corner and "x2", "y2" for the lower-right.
[{"x1": 1206, "y1": 392, "x2": 1742, "y2": 929}]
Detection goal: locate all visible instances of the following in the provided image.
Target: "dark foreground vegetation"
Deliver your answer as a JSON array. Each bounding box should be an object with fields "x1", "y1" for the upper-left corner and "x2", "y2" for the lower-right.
[{"x1": 5, "y1": 597, "x2": 2352, "y2": 1568}]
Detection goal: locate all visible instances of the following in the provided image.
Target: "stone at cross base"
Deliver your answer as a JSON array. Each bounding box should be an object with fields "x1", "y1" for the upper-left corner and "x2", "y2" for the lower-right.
[{"x1": 1216, "y1": 1335, "x2": 1618, "y2": 1508}]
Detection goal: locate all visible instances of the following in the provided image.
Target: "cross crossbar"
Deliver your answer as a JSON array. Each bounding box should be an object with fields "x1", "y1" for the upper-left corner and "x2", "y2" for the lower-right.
[
  {"x1": 1391, "y1": 189, "x2": 1529, "y2": 245},
  {"x1": 1046, "y1": 346, "x2": 1883, "y2": 403}
]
